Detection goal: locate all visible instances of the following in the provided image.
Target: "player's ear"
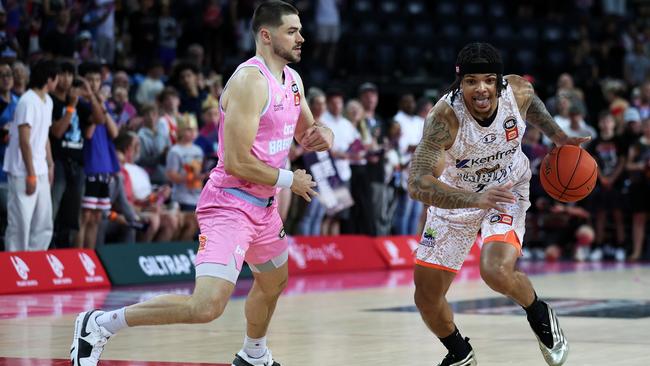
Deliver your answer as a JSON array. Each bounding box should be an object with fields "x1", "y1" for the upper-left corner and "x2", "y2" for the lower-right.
[{"x1": 259, "y1": 27, "x2": 272, "y2": 44}]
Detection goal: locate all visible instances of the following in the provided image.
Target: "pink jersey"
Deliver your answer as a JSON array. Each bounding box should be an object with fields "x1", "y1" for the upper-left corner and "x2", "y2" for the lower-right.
[{"x1": 208, "y1": 56, "x2": 302, "y2": 198}]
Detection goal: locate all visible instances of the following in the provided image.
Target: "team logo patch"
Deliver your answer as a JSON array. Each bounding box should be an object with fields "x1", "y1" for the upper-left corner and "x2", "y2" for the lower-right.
[
  {"x1": 482, "y1": 133, "x2": 497, "y2": 143},
  {"x1": 279, "y1": 228, "x2": 286, "y2": 239},
  {"x1": 503, "y1": 117, "x2": 518, "y2": 142},
  {"x1": 198, "y1": 234, "x2": 208, "y2": 251},
  {"x1": 291, "y1": 82, "x2": 300, "y2": 106},
  {"x1": 489, "y1": 214, "x2": 513, "y2": 225},
  {"x1": 421, "y1": 227, "x2": 437, "y2": 247}
]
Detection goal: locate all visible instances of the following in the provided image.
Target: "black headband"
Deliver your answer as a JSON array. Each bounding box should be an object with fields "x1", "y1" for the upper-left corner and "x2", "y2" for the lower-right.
[{"x1": 455, "y1": 62, "x2": 503, "y2": 76}]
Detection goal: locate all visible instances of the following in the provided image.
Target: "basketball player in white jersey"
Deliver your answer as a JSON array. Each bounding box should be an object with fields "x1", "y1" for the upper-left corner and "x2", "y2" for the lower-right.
[
  {"x1": 408, "y1": 43, "x2": 590, "y2": 366},
  {"x1": 70, "y1": 2, "x2": 333, "y2": 366}
]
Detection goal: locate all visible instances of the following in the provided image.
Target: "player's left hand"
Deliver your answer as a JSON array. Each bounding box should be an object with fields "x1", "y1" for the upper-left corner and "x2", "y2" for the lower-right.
[
  {"x1": 556, "y1": 135, "x2": 591, "y2": 147},
  {"x1": 302, "y1": 125, "x2": 333, "y2": 151}
]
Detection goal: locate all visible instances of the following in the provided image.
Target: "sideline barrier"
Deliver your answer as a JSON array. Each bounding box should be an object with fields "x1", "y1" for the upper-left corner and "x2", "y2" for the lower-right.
[
  {"x1": 0, "y1": 249, "x2": 109, "y2": 294},
  {"x1": 95, "y1": 241, "x2": 255, "y2": 286}
]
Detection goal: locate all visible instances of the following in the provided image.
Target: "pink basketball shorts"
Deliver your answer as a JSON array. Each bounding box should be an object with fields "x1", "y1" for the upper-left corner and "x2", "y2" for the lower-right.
[{"x1": 194, "y1": 181, "x2": 287, "y2": 282}]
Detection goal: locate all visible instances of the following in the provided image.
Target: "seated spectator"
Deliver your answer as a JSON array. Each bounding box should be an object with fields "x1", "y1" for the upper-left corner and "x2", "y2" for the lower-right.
[
  {"x1": 165, "y1": 114, "x2": 203, "y2": 241},
  {"x1": 156, "y1": 86, "x2": 182, "y2": 146},
  {"x1": 115, "y1": 131, "x2": 179, "y2": 243},
  {"x1": 137, "y1": 103, "x2": 170, "y2": 185},
  {"x1": 173, "y1": 61, "x2": 208, "y2": 127},
  {"x1": 135, "y1": 62, "x2": 165, "y2": 106}
]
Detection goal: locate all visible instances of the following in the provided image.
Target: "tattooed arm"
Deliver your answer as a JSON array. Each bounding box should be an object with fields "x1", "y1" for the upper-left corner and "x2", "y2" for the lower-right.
[
  {"x1": 508, "y1": 74, "x2": 590, "y2": 146},
  {"x1": 407, "y1": 102, "x2": 515, "y2": 211}
]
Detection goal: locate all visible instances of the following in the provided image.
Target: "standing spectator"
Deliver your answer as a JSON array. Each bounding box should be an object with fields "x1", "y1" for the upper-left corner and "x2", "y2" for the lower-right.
[
  {"x1": 345, "y1": 99, "x2": 373, "y2": 234},
  {"x1": 88, "y1": 0, "x2": 116, "y2": 64},
  {"x1": 156, "y1": 86, "x2": 182, "y2": 147},
  {"x1": 0, "y1": 61, "x2": 18, "y2": 184},
  {"x1": 587, "y1": 112, "x2": 627, "y2": 261},
  {"x1": 392, "y1": 93, "x2": 424, "y2": 235},
  {"x1": 106, "y1": 86, "x2": 137, "y2": 129},
  {"x1": 49, "y1": 62, "x2": 91, "y2": 248},
  {"x1": 129, "y1": 0, "x2": 158, "y2": 72},
  {"x1": 76, "y1": 62, "x2": 119, "y2": 249},
  {"x1": 0, "y1": 6, "x2": 20, "y2": 61},
  {"x1": 11, "y1": 61, "x2": 28, "y2": 96},
  {"x1": 135, "y1": 62, "x2": 165, "y2": 106},
  {"x1": 136, "y1": 103, "x2": 169, "y2": 185},
  {"x1": 3, "y1": 60, "x2": 58, "y2": 251},
  {"x1": 157, "y1": 0, "x2": 180, "y2": 71},
  {"x1": 313, "y1": 0, "x2": 341, "y2": 70},
  {"x1": 165, "y1": 114, "x2": 203, "y2": 241},
  {"x1": 553, "y1": 104, "x2": 597, "y2": 147},
  {"x1": 624, "y1": 40, "x2": 650, "y2": 87},
  {"x1": 41, "y1": 9, "x2": 74, "y2": 59},
  {"x1": 321, "y1": 89, "x2": 358, "y2": 234},
  {"x1": 626, "y1": 119, "x2": 650, "y2": 261},
  {"x1": 621, "y1": 107, "x2": 643, "y2": 153}
]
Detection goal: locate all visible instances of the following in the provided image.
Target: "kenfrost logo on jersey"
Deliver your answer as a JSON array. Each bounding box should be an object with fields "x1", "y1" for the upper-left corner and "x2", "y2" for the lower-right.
[
  {"x1": 455, "y1": 146, "x2": 518, "y2": 168},
  {"x1": 11, "y1": 256, "x2": 38, "y2": 287}
]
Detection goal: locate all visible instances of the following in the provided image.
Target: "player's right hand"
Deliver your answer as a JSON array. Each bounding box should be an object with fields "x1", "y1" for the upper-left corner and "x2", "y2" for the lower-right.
[
  {"x1": 475, "y1": 181, "x2": 516, "y2": 212},
  {"x1": 291, "y1": 169, "x2": 318, "y2": 202}
]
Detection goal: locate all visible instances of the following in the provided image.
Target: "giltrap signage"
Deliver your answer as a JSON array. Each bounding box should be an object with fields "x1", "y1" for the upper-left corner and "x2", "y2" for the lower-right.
[{"x1": 0, "y1": 249, "x2": 109, "y2": 294}]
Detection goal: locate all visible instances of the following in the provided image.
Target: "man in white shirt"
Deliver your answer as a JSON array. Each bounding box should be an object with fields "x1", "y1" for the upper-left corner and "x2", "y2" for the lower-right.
[
  {"x1": 3, "y1": 60, "x2": 59, "y2": 251},
  {"x1": 321, "y1": 90, "x2": 359, "y2": 183},
  {"x1": 392, "y1": 93, "x2": 425, "y2": 235}
]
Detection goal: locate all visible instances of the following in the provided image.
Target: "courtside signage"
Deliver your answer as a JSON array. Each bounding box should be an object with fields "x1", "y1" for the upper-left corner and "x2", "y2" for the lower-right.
[
  {"x1": 95, "y1": 242, "x2": 199, "y2": 285},
  {"x1": 0, "y1": 249, "x2": 109, "y2": 294},
  {"x1": 287, "y1": 235, "x2": 386, "y2": 274}
]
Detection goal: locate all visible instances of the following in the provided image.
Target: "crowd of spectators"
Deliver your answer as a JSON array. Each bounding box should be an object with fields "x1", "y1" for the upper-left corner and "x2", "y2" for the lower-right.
[{"x1": 0, "y1": 0, "x2": 648, "y2": 262}]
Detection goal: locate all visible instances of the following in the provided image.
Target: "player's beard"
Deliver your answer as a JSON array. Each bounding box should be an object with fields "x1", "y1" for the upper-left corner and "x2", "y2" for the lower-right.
[{"x1": 274, "y1": 44, "x2": 301, "y2": 64}]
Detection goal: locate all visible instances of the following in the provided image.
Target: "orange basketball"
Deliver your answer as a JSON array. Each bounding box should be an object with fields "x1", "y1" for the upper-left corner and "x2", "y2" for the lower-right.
[{"x1": 539, "y1": 145, "x2": 598, "y2": 202}]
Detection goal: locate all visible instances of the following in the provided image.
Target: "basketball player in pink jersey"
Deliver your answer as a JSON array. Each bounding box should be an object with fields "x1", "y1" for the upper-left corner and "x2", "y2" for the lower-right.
[
  {"x1": 70, "y1": 2, "x2": 333, "y2": 366},
  {"x1": 408, "y1": 43, "x2": 590, "y2": 366}
]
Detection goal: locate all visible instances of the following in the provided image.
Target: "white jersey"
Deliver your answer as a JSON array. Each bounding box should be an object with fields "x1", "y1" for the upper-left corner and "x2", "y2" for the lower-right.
[{"x1": 439, "y1": 84, "x2": 530, "y2": 193}]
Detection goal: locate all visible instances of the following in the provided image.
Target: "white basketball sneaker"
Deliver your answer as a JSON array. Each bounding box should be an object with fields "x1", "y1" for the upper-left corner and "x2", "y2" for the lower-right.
[
  {"x1": 232, "y1": 349, "x2": 280, "y2": 366},
  {"x1": 70, "y1": 310, "x2": 113, "y2": 366}
]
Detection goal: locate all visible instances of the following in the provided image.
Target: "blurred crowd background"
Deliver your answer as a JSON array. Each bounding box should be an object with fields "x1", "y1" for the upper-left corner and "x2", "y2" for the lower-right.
[{"x1": 0, "y1": 0, "x2": 649, "y2": 263}]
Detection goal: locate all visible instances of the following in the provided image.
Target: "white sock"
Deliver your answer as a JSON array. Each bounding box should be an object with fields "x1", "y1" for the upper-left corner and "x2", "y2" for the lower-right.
[
  {"x1": 243, "y1": 335, "x2": 267, "y2": 359},
  {"x1": 95, "y1": 308, "x2": 129, "y2": 334}
]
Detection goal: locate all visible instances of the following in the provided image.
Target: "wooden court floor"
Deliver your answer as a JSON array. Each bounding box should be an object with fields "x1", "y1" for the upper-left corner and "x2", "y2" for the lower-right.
[{"x1": 1, "y1": 262, "x2": 649, "y2": 366}]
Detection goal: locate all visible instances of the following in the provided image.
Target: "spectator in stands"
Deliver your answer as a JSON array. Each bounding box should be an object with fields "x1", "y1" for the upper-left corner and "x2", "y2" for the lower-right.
[
  {"x1": 202, "y1": 0, "x2": 225, "y2": 72},
  {"x1": 49, "y1": 62, "x2": 90, "y2": 248},
  {"x1": 106, "y1": 85, "x2": 137, "y2": 129},
  {"x1": 3, "y1": 60, "x2": 58, "y2": 251},
  {"x1": 626, "y1": 118, "x2": 650, "y2": 261},
  {"x1": 157, "y1": 0, "x2": 180, "y2": 71},
  {"x1": 173, "y1": 62, "x2": 208, "y2": 127},
  {"x1": 135, "y1": 61, "x2": 165, "y2": 107},
  {"x1": 41, "y1": 9, "x2": 75, "y2": 59},
  {"x1": 587, "y1": 112, "x2": 627, "y2": 261},
  {"x1": 128, "y1": 0, "x2": 158, "y2": 72},
  {"x1": 560, "y1": 104, "x2": 597, "y2": 146},
  {"x1": 75, "y1": 30, "x2": 96, "y2": 63},
  {"x1": 624, "y1": 40, "x2": 650, "y2": 87},
  {"x1": 298, "y1": 88, "x2": 327, "y2": 236},
  {"x1": 392, "y1": 93, "x2": 424, "y2": 235},
  {"x1": 0, "y1": 61, "x2": 18, "y2": 184},
  {"x1": 116, "y1": 130, "x2": 178, "y2": 243},
  {"x1": 11, "y1": 61, "x2": 28, "y2": 96},
  {"x1": 165, "y1": 114, "x2": 202, "y2": 241},
  {"x1": 622, "y1": 107, "x2": 643, "y2": 153},
  {"x1": 313, "y1": 0, "x2": 341, "y2": 70},
  {"x1": 381, "y1": 120, "x2": 403, "y2": 235},
  {"x1": 345, "y1": 99, "x2": 373, "y2": 235},
  {"x1": 76, "y1": 62, "x2": 119, "y2": 249},
  {"x1": 635, "y1": 81, "x2": 650, "y2": 120},
  {"x1": 602, "y1": 79, "x2": 629, "y2": 134},
  {"x1": 0, "y1": 6, "x2": 20, "y2": 61},
  {"x1": 83, "y1": 0, "x2": 116, "y2": 64},
  {"x1": 194, "y1": 97, "x2": 220, "y2": 172},
  {"x1": 545, "y1": 73, "x2": 585, "y2": 116},
  {"x1": 321, "y1": 89, "x2": 358, "y2": 235},
  {"x1": 156, "y1": 86, "x2": 181, "y2": 146},
  {"x1": 136, "y1": 103, "x2": 169, "y2": 185}
]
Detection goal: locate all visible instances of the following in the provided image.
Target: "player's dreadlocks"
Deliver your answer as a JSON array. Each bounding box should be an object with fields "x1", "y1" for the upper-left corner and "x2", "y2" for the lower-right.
[{"x1": 446, "y1": 43, "x2": 508, "y2": 103}]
